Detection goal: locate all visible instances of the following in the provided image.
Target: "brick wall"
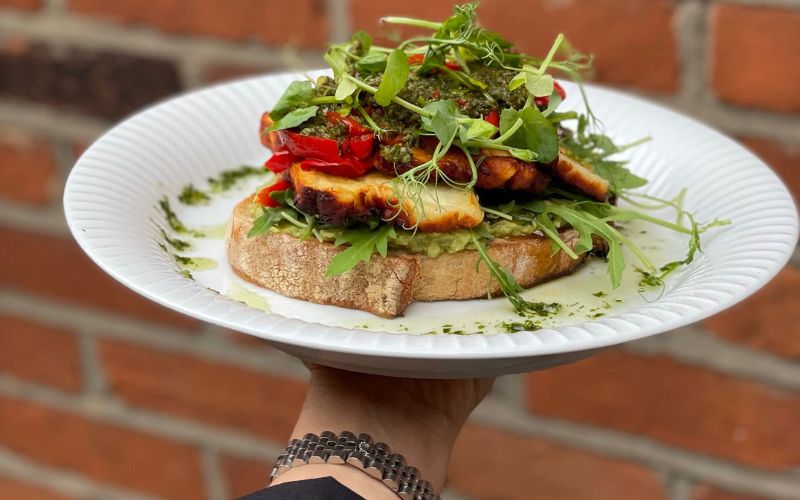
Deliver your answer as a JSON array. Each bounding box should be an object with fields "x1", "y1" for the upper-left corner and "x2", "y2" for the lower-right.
[{"x1": 0, "y1": 1, "x2": 798, "y2": 499}]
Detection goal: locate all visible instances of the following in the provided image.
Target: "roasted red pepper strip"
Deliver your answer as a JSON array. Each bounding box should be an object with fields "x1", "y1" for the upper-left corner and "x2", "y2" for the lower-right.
[
  {"x1": 259, "y1": 112, "x2": 282, "y2": 151},
  {"x1": 326, "y1": 112, "x2": 371, "y2": 137},
  {"x1": 264, "y1": 149, "x2": 298, "y2": 173},
  {"x1": 299, "y1": 158, "x2": 372, "y2": 178},
  {"x1": 485, "y1": 110, "x2": 500, "y2": 127},
  {"x1": 343, "y1": 134, "x2": 374, "y2": 160},
  {"x1": 279, "y1": 130, "x2": 341, "y2": 163},
  {"x1": 257, "y1": 179, "x2": 290, "y2": 207}
]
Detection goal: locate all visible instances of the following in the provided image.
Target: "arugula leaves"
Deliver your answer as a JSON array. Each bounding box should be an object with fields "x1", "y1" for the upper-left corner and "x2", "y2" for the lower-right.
[
  {"x1": 375, "y1": 49, "x2": 410, "y2": 106},
  {"x1": 470, "y1": 233, "x2": 562, "y2": 317},
  {"x1": 560, "y1": 115, "x2": 649, "y2": 194},
  {"x1": 325, "y1": 225, "x2": 396, "y2": 277}
]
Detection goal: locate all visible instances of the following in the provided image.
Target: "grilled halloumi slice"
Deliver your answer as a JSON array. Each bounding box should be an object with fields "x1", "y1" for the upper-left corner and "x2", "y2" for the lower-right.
[
  {"x1": 551, "y1": 148, "x2": 610, "y2": 201},
  {"x1": 288, "y1": 164, "x2": 483, "y2": 232}
]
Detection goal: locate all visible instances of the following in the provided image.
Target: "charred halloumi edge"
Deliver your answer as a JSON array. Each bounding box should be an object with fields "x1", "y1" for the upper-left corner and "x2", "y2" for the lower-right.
[{"x1": 287, "y1": 163, "x2": 483, "y2": 232}]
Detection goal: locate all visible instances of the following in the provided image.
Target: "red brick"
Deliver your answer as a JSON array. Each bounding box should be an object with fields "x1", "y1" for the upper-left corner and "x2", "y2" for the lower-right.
[
  {"x1": 0, "y1": 41, "x2": 182, "y2": 120},
  {"x1": 527, "y1": 350, "x2": 800, "y2": 470},
  {"x1": 711, "y1": 5, "x2": 800, "y2": 113},
  {"x1": 69, "y1": 0, "x2": 329, "y2": 49},
  {"x1": 0, "y1": 226, "x2": 198, "y2": 328},
  {"x1": 0, "y1": 396, "x2": 204, "y2": 499},
  {"x1": 0, "y1": 0, "x2": 41, "y2": 10},
  {"x1": 350, "y1": 0, "x2": 679, "y2": 93},
  {"x1": 704, "y1": 266, "x2": 800, "y2": 360},
  {"x1": 0, "y1": 477, "x2": 69, "y2": 500},
  {"x1": 99, "y1": 340, "x2": 306, "y2": 441},
  {"x1": 694, "y1": 485, "x2": 773, "y2": 500},
  {"x1": 740, "y1": 137, "x2": 800, "y2": 202},
  {"x1": 221, "y1": 455, "x2": 271, "y2": 498},
  {"x1": 0, "y1": 129, "x2": 58, "y2": 205},
  {"x1": 448, "y1": 424, "x2": 667, "y2": 500},
  {"x1": 0, "y1": 314, "x2": 81, "y2": 392}
]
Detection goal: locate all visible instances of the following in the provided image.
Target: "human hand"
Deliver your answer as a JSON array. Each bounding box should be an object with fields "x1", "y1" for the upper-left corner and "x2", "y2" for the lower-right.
[{"x1": 271, "y1": 364, "x2": 494, "y2": 496}]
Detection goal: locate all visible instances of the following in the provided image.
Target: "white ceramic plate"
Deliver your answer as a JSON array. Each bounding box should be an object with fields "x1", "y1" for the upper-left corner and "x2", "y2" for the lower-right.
[{"x1": 64, "y1": 71, "x2": 798, "y2": 378}]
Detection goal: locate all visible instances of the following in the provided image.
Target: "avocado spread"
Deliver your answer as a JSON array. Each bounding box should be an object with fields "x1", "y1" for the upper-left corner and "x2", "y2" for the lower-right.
[{"x1": 252, "y1": 202, "x2": 546, "y2": 258}]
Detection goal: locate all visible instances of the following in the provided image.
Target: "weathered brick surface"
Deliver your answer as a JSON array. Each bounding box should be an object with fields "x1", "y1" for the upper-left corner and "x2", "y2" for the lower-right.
[
  {"x1": 100, "y1": 340, "x2": 306, "y2": 441},
  {"x1": 0, "y1": 477, "x2": 68, "y2": 500},
  {"x1": 704, "y1": 266, "x2": 800, "y2": 360},
  {"x1": 527, "y1": 350, "x2": 800, "y2": 470},
  {"x1": 350, "y1": 0, "x2": 678, "y2": 93},
  {"x1": 0, "y1": 314, "x2": 81, "y2": 392},
  {"x1": 693, "y1": 485, "x2": 773, "y2": 500},
  {"x1": 711, "y1": 5, "x2": 800, "y2": 113},
  {"x1": 0, "y1": 41, "x2": 182, "y2": 120},
  {"x1": 221, "y1": 455, "x2": 271, "y2": 498},
  {"x1": 69, "y1": 0, "x2": 329, "y2": 48},
  {"x1": 448, "y1": 424, "x2": 667, "y2": 500},
  {"x1": 740, "y1": 137, "x2": 800, "y2": 202},
  {"x1": 0, "y1": 226, "x2": 198, "y2": 328},
  {"x1": 0, "y1": 396, "x2": 204, "y2": 499},
  {"x1": 0, "y1": 128, "x2": 58, "y2": 205},
  {"x1": 0, "y1": 0, "x2": 40, "y2": 10}
]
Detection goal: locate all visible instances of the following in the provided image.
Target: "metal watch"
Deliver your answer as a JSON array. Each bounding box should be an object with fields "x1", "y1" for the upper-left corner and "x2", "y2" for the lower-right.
[{"x1": 270, "y1": 431, "x2": 439, "y2": 500}]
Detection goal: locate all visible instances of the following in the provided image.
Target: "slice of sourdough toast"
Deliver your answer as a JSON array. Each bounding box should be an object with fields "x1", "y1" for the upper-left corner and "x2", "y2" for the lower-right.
[{"x1": 227, "y1": 198, "x2": 588, "y2": 318}]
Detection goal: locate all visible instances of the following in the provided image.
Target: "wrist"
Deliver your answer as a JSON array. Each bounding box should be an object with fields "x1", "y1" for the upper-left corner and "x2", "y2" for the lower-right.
[{"x1": 292, "y1": 375, "x2": 459, "y2": 492}]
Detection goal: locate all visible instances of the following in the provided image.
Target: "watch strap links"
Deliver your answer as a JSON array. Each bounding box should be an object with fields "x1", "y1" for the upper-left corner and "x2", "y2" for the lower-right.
[{"x1": 270, "y1": 431, "x2": 439, "y2": 500}]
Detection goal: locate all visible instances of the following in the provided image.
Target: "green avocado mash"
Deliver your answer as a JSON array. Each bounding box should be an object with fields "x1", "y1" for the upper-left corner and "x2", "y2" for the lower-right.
[{"x1": 251, "y1": 201, "x2": 546, "y2": 258}]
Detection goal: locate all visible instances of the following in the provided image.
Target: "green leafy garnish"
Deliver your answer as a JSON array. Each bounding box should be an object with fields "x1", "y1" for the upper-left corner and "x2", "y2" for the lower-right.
[
  {"x1": 325, "y1": 225, "x2": 396, "y2": 277},
  {"x1": 267, "y1": 105, "x2": 319, "y2": 131},
  {"x1": 499, "y1": 106, "x2": 558, "y2": 163},
  {"x1": 270, "y1": 81, "x2": 316, "y2": 120},
  {"x1": 375, "y1": 49, "x2": 410, "y2": 106}
]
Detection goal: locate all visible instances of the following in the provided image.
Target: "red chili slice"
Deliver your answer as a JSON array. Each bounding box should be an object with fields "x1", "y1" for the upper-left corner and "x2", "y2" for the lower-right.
[
  {"x1": 554, "y1": 81, "x2": 566, "y2": 100},
  {"x1": 485, "y1": 110, "x2": 500, "y2": 127},
  {"x1": 257, "y1": 179, "x2": 290, "y2": 207},
  {"x1": 407, "y1": 54, "x2": 462, "y2": 71},
  {"x1": 534, "y1": 81, "x2": 567, "y2": 108},
  {"x1": 264, "y1": 149, "x2": 298, "y2": 173}
]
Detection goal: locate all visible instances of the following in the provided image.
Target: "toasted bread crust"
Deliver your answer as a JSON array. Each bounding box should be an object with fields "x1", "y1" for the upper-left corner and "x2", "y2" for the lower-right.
[{"x1": 227, "y1": 198, "x2": 588, "y2": 317}]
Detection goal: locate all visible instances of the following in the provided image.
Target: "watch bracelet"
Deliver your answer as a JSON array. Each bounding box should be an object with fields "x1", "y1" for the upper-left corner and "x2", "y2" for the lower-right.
[{"x1": 270, "y1": 431, "x2": 439, "y2": 500}]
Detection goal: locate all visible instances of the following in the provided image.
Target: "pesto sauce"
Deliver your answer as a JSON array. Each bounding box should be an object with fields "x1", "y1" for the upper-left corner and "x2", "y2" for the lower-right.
[
  {"x1": 178, "y1": 184, "x2": 211, "y2": 205},
  {"x1": 297, "y1": 66, "x2": 527, "y2": 142},
  {"x1": 160, "y1": 229, "x2": 191, "y2": 251},
  {"x1": 208, "y1": 165, "x2": 267, "y2": 193}
]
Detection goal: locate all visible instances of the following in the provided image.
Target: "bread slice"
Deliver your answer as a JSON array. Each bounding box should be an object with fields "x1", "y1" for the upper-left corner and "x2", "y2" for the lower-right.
[{"x1": 227, "y1": 198, "x2": 589, "y2": 318}]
